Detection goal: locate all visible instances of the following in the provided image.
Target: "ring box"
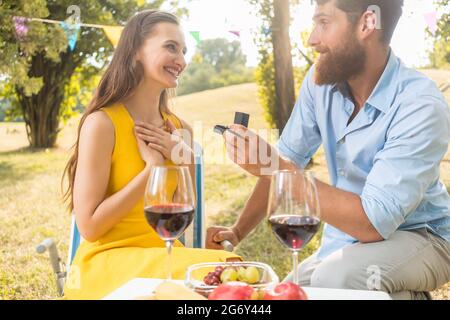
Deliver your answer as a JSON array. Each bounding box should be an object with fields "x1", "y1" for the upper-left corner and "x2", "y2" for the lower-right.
[{"x1": 234, "y1": 112, "x2": 249, "y2": 128}]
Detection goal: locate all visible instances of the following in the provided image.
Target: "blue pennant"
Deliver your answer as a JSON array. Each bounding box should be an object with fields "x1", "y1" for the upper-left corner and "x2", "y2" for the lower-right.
[{"x1": 60, "y1": 21, "x2": 80, "y2": 52}]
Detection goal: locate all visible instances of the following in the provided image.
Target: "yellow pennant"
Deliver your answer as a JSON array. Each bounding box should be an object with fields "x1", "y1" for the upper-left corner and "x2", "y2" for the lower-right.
[{"x1": 102, "y1": 26, "x2": 124, "y2": 48}]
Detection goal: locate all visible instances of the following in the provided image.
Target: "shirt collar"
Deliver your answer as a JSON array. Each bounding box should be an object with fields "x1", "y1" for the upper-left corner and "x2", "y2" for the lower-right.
[{"x1": 332, "y1": 49, "x2": 399, "y2": 114}]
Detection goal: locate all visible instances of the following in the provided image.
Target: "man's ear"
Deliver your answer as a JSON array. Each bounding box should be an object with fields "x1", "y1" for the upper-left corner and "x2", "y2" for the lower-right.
[{"x1": 360, "y1": 10, "x2": 380, "y2": 40}]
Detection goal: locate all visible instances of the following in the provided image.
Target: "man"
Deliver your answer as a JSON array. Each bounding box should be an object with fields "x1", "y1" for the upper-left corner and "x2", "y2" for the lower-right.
[{"x1": 206, "y1": 0, "x2": 450, "y2": 299}]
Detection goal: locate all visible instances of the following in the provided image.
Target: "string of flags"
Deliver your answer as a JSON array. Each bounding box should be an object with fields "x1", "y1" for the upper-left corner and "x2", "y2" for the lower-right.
[
  {"x1": 12, "y1": 10, "x2": 441, "y2": 51},
  {"x1": 12, "y1": 16, "x2": 124, "y2": 50},
  {"x1": 12, "y1": 15, "x2": 245, "y2": 50}
]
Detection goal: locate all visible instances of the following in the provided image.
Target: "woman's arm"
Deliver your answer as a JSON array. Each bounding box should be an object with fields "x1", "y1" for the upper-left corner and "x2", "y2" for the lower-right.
[{"x1": 73, "y1": 111, "x2": 164, "y2": 242}]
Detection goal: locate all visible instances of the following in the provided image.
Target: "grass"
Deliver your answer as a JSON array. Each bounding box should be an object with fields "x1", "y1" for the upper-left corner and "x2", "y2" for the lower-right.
[
  {"x1": 0, "y1": 81, "x2": 449, "y2": 300},
  {"x1": 0, "y1": 148, "x2": 71, "y2": 299}
]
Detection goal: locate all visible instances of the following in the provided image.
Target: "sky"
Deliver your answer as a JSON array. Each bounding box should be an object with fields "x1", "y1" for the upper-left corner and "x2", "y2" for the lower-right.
[{"x1": 165, "y1": 0, "x2": 444, "y2": 68}]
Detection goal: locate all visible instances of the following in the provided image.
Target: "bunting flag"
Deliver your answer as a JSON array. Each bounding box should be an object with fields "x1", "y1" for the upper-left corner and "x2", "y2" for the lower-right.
[
  {"x1": 190, "y1": 31, "x2": 201, "y2": 45},
  {"x1": 423, "y1": 11, "x2": 438, "y2": 35},
  {"x1": 102, "y1": 26, "x2": 124, "y2": 48},
  {"x1": 12, "y1": 16, "x2": 30, "y2": 40},
  {"x1": 262, "y1": 26, "x2": 271, "y2": 36},
  {"x1": 229, "y1": 30, "x2": 241, "y2": 38},
  {"x1": 60, "y1": 20, "x2": 81, "y2": 51}
]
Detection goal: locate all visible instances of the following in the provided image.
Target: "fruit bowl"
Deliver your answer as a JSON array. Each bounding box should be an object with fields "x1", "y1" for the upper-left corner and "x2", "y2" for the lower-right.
[{"x1": 184, "y1": 262, "x2": 279, "y2": 298}]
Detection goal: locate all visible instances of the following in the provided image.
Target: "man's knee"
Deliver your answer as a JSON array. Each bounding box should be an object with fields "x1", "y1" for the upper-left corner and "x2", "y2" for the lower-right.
[
  {"x1": 310, "y1": 257, "x2": 390, "y2": 291},
  {"x1": 310, "y1": 259, "x2": 356, "y2": 289}
]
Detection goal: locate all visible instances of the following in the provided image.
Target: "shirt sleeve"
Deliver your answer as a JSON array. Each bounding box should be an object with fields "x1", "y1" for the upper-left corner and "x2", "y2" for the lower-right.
[
  {"x1": 276, "y1": 66, "x2": 322, "y2": 169},
  {"x1": 361, "y1": 95, "x2": 450, "y2": 240}
]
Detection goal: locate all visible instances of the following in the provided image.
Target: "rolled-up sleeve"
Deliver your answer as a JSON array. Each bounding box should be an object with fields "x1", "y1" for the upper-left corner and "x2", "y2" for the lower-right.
[
  {"x1": 276, "y1": 66, "x2": 322, "y2": 169},
  {"x1": 361, "y1": 96, "x2": 450, "y2": 239}
]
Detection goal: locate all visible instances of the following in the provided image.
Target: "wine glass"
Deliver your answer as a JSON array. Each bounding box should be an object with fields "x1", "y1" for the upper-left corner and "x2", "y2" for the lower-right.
[
  {"x1": 144, "y1": 166, "x2": 196, "y2": 280},
  {"x1": 267, "y1": 170, "x2": 321, "y2": 285}
]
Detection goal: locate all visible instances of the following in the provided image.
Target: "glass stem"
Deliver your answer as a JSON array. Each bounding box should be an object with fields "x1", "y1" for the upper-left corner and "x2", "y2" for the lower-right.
[
  {"x1": 292, "y1": 251, "x2": 299, "y2": 285},
  {"x1": 166, "y1": 240, "x2": 174, "y2": 280}
]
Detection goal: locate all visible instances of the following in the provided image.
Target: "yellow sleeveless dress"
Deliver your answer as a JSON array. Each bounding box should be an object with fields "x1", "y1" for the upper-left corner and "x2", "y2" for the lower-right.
[{"x1": 63, "y1": 104, "x2": 240, "y2": 300}]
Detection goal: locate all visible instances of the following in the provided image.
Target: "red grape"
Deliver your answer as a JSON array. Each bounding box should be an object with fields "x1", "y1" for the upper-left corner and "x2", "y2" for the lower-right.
[
  {"x1": 215, "y1": 266, "x2": 224, "y2": 273},
  {"x1": 203, "y1": 266, "x2": 228, "y2": 286}
]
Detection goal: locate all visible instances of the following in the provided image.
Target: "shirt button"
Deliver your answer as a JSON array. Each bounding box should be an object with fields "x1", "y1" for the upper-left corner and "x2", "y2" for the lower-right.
[{"x1": 338, "y1": 169, "x2": 346, "y2": 177}]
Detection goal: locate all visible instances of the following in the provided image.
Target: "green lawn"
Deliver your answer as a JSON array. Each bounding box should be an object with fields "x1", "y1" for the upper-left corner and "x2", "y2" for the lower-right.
[
  {"x1": 0, "y1": 148, "x2": 71, "y2": 299},
  {"x1": 0, "y1": 81, "x2": 449, "y2": 299}
]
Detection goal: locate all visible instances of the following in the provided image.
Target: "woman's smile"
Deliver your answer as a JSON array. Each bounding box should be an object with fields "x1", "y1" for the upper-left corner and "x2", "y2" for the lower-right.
[{"x1": 164, "y1": 66, "x2": 181, "y2": 79}]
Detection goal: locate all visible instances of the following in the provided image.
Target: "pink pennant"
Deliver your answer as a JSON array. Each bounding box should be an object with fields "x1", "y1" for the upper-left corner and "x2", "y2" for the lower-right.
[
  {"x1": 229, "y1": 30, "x2": 241, "y2": 38},
  {"x1": 13, "y1": 16, "x2": 30, "y2": 40},
  {"x1": 423, "y1": 11, "x2": 438, "y2": 34}
]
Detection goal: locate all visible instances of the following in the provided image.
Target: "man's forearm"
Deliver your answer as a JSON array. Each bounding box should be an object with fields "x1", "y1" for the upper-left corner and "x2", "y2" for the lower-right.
[
  {"x1": 232, "y1": 157, "x2": 299, "y2": 241},
  {"x1": 232, "y1": 177, "x2": 272, "y2": 241},
  {"x1": 315, "y1": 180, "x2": 383, "y2": 243}
]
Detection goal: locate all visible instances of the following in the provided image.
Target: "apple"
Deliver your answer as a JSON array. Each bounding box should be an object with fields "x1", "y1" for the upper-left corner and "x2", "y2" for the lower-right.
[
  {"x1": 263, "y1": 282, "x2": 308, "y2": 300},
  {"x1": 208, "y1": 282, "x2": 254, "y2": 300}
]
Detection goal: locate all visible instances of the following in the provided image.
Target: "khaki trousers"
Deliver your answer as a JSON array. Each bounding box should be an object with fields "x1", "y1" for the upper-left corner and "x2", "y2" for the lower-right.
[{"x1": 284, "y1": 228, "x2": 450, "y2": 300}]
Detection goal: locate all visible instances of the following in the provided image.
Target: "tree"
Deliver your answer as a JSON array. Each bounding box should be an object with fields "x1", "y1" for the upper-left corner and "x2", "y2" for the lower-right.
[
  {"x1": 0, "y1": 0, "x2": 187, "y2": 148},
  {"x1": 197, "y1": 38, "x2": 247, "y2": 72},
  {"x1": 248, "y1": 0, "x2": 305, "y2": 132},
  {"x1": 428, "y1": 0, "x2": 450, "y2": 69},
  {"x1": 272, "y1": 0, "x2": 296, "y2": 132},
  {"x1": 177, "y1": 38, "x2": 254, "y2": 95}
]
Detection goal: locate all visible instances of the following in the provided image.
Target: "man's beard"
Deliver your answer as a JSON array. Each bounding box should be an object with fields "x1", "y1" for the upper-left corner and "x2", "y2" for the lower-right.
[{"x1": 314, "y1": 33, "x2": 367, "y2": 86}]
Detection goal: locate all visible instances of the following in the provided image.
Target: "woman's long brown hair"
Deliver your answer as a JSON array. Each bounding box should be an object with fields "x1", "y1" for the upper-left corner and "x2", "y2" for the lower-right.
[{"x1": 62, "y1": 10, "x2": 179, "y2": 211}]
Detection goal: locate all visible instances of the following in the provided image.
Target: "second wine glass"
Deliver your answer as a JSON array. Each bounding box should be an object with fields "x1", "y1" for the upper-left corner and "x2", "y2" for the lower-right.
[{"x1": 267, "y1": 170, "x2": 321, "y2": 285}]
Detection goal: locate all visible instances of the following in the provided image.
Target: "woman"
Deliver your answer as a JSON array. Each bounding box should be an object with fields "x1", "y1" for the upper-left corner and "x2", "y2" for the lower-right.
[{"x1": 62, "y1": 10, "x2": 239, "y2": 299}]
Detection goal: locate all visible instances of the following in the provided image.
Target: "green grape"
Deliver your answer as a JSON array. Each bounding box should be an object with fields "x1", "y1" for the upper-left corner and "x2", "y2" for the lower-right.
[
  {"x1": 220, "y1": 267, "x2": 238, "y2": 283},
  {"x1": 237, "y1": 267, "x2": 247, "y2": 282},
  {"x1": 245, "y1": 266, "x2": 260, "y2": 284}
]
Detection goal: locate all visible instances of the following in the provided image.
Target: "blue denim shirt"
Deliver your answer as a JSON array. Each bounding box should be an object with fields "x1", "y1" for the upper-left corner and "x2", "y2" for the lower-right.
[{"x1": 277, "y1": 50, "x2": 450, "y2": 260}]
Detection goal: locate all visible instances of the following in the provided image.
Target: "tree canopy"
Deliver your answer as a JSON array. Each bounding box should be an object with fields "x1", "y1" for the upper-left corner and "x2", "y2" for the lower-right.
[
  {"x1": 0, "y1": 0, "x2": 187, "y2": 147},
  {"x1": 429, "y1": 0, "x2": 450, "y2": 69}
]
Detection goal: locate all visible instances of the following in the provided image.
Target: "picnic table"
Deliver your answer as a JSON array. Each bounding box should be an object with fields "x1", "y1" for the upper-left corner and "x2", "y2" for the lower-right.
[{"x1": 103, "y1": 278, "x2": 392, "y2": 300}]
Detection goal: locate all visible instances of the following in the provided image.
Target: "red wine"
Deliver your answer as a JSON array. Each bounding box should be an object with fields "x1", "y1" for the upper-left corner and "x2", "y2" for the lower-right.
[
  {"x1": 269, "y1": 215, "x2": 320, "y2": 250},
  {"x1": 144, "y1": 204, "x2": 194, "y2": 240}
]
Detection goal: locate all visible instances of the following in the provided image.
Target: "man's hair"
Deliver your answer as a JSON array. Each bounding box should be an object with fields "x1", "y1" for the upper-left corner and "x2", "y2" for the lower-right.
[{"x1": 315, "y1": 0, "x2": 404, "y2": 44}]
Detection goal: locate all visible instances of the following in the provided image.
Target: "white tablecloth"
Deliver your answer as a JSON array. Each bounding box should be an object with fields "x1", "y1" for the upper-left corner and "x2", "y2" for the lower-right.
[{"x1": 103, "y1": 278, "x2": 392, "y2": 300}]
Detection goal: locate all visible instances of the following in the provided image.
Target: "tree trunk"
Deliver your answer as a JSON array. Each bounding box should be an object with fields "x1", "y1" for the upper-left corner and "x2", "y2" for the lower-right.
[
  {"x1": 16, "y1": 51, "x2": 78, "y2": 148},
  {"x1": 272, "y1": 0, "x2": 296, "y2": 132}
]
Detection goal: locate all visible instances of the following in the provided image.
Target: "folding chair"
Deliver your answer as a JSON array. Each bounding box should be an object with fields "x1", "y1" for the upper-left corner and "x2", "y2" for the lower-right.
[{"x1": 36, "y1": 143, "x2": 206, "y2": 296}]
